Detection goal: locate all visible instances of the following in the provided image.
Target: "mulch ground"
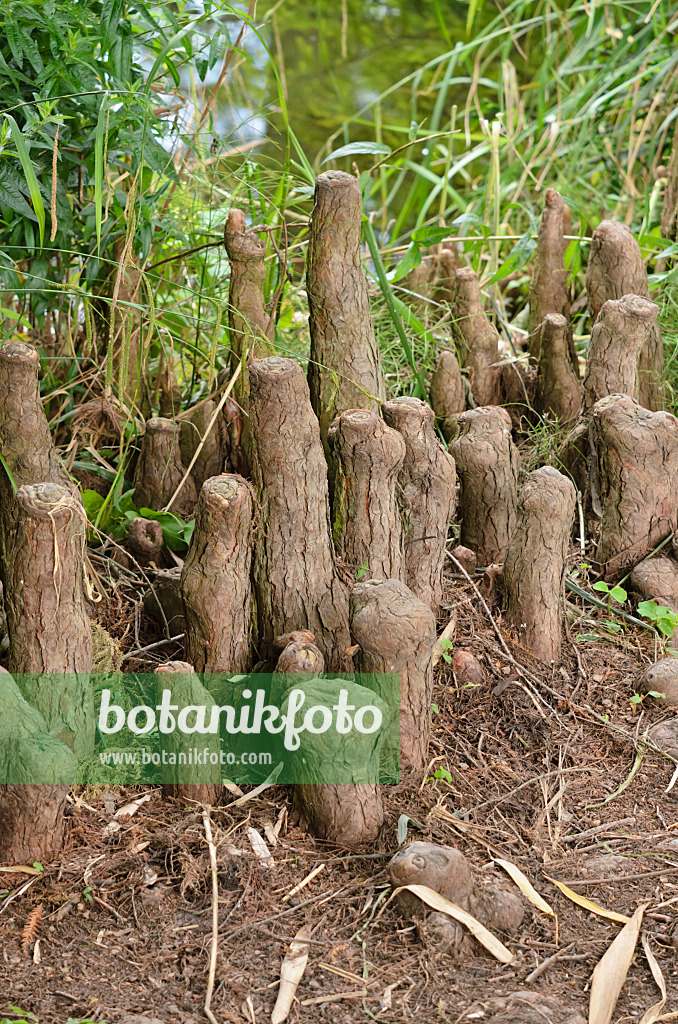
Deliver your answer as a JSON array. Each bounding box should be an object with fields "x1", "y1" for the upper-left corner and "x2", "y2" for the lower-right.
[{"x1": 1, "y1": 556, "x2": 677, "y2": 1024}]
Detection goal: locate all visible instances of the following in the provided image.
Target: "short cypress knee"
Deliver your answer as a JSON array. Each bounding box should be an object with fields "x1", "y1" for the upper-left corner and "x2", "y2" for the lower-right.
[
  {"x1": 156, "y1": 661, "x2": 221, "y2": 805},
  {"x1": 133, "y1": 417, "x2": 197, "y2": 516},
  {"x1": 429, "y1": 349, "x2": 465, "y2": 438},
  {"x1": 451, "y1": 268, "x2": 500, "y2": 406},
  {"x1": 504, "y1": 467, "x2": 576, "y2": 664},
  {"x1": 582, "y1": 295, "x2": 659, "y2": 413},
  {"x1": 536, "y1": 313, "x2": 581, "y2": 424}
]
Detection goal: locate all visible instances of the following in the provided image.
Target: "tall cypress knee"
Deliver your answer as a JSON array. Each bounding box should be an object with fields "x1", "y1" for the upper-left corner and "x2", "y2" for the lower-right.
[
  {"x1": 306, "y1": 170, "x2": 385, "y2": 449},
  {"x1": 328, "y1": 409, "x2": 405, "y2": 580},
  {"x1": 429, "y1": 349, "x2": 465, "y2": 439},
  {"x1": 536, "y1": 313, "x2": 581, "y2": 424},
  {"x1": 582, "y1": 295, "x2": 659, "y2": 413},
  {"x1": 449, "y1": 406, "x2": 519, "y2": 565},
  {"x1": 591, "y1": 395, "x2": 678, "y2": 578},
  {"x1": 248, "y1": 356, "x2": 351, "y2": 669},
  {"x1": 452, "y1": 268, "x2": 500, "y2": 406},
  {"x1": 6, "y1": 482, "x2": 94, "y2": 757},
  {"x1": 383, "y1": 397, "x2": 456, "y2": 612},
  {"x1": 504, "y1": 467, "x2": 576, "y2": 664},
  {"x1": 133, "y1": 417, "x2": 197, "y2": 516},
  {"x1": 350, "y1": 578, "x2": 435, "y2": 772},
  {"x1": 586, "y1": 220, "x2": 664, "y2": 410},
  {"x1": 528, "y1": 189, "x2": 576, "y2": 371},
  {"x1": 181, "y1": 474, "x2": 254, "y2": 675},
  {"x1": 156, "y1": 661, "x2": 221, "y2": 805}
]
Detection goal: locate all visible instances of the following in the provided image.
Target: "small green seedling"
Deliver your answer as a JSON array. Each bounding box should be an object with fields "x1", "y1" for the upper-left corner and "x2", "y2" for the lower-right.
[
  {"x1": 440, "y1": 637, "x2": 453, "y2": 664},
  {"x1": 637, "y1": 600, "x2": 678, "y2": 638},
  {"x1": 630, "y1": 690, "x2": 666, "y2": 708},
  {"x1": 431, "y1": 766, "x2": 453, "y2": 783},
  {"x1": 592, "y1": 581, "x2": 627, "y2": 630},
  {"x1": 355, "y1": 561, "x2": 369, "y2": 581},
  {"x1": 431, "y1": 703, "x2": 440, "y2": 715}
]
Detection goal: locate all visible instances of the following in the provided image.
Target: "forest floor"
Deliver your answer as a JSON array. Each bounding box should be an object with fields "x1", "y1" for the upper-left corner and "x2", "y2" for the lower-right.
[{"x1": 0, "y1": 554, "x2": 676, "y2": 1024}]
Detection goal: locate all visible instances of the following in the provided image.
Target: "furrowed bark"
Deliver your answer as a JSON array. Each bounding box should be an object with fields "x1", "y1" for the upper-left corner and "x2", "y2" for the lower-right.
[
  {"x1": 328, "y1": 409, "x2": 405, "y2": 580},
  {"x1": 449, "y1": 406, "x2": 519, "y2": 565},
  {"x1": 289, "y1": 677, "x2": 387, "y2": 845},
  {"x1": 5, "y1": 482, "x2": 94, "y2": 758},
  {"x1": 0, "y1": 667, "x2": 77, "y2": 865},
  {"x1": 536, "y1": 313, "x2": 582, "y2": 424},
  {"x1": 586, "y1": 220, "x2": 664, "y2": 410},
  {"x1": 582, "y1": 295, "x2": 659, "y2": 413},
  {"x1": 382, "y1": 397, "x2": 456, "y2": 611},
  {"x1": 591, "y1": 395, "x2": 678, "y2": 578},
  {"x1": 528, "y1": 189, "x2": 577, "y2": 371},
  {"x1": 273, "y1": 635, "x2": 325, "y2": 707},
  {"x1": 133, "y1": 417, "x2": 197, "y2": 517},
  {"x1": 181, "y1": 474, "x2": 254, "y2": 675},
  {"x1": 156, "y1": 661, "x2": 221, "y2": 805},
  {"x1": 350, "y1": 578, "x2": 435, "y2": 772},
  {"x1": 306, "y1": 171, "x2": 385, "y2": 449},
  {"x1": 180, "y1": 399, "x2": 228, "y2": 491},
  {"x1": 248, "y1": 356, "x2": 351, "y2": 669},
  {"x1": 429, "y1": 349, "x2": 465, "y2": 439},
  {"x1": 503, "y1": 466, "x2": 576, "y2": 664},
  {"x1": 451, "y1": 267, "x2": 500, "y2": 406},
  {"x1": 497, "y1": 360, "x2": 538, "y2": 434}
]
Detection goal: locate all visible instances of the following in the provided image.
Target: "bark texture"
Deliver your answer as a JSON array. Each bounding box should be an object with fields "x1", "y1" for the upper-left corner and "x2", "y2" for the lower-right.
[
  {"x1": 383, "y1": 397, "x2": 456, "y2": 611},
  {"x1": 156, "y1": 661, "x2": 221, "y2": 805},
  {"x1": 429, "y1": 349, "x2": 465, "y2": 439},
  {"x1": 536, "y1": 313, "x2": 582, "y2": 424},
  {"x1": 350, "y1": 578, "x2": 435, "y2": 772},
  {"x1": 449, "y1": 406, "x2": 519, "y2": 565},
  {"x1": 504, "y1": 466, "x2": 576, "y2": 664},
  {"x1": 133, "y1": 417, "x2": 197, "y2": 517},
  {"x1": 181, "y1": 474, "x2": 254, "y2": 675},
  {"x1": 328, "y1": 409, "x2": 405, "y2": 580},
  {"x1": 275, "y1": 638, "x2": 325, "y2": 675},
  {"x1": 127, "y1": 517, "x2": 165, "y2": 567},
  {"x1": 591, "y1": 395, "x2": 678, "y2": 578},
  {"x1": 582, "y1": 295, "x2": 659, "y2": 413},
  {"x1": 6, "y1": 482, "x2": 94, "y2": 757},
  {"x1": 306, "y1": 171, "x2": 385, "y2": 449},
  {"x1": 527, "y1": 189, "x2": 576, "y2": 370},
  {"x1": 224, "y1": 208, "x2": 274, "y2": 361},
  {"x1": 586, "y1": 220, "x2": 664, "y2": 410},
  {"x1": 451, "y1": 268, "x2": 500, "y2": 406},
  {"x1": 180, "y1": 399, "x2": 228, "y2": 491},
  {"x1": 248, "y1": 357, "x2": 351, "y2": 669}
]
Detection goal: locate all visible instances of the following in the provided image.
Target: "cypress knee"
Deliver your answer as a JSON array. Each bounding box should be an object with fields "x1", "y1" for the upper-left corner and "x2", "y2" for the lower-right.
[
  {"x1": 180, "y1": 399, "x2": 228, "y2": 491},
  {"x1": 328, "y1": 409, "x2": 405, "y2": 580},
  {"x1": 504, "y1": 466, "x2": 576, "y2": 664},
  {"x1": 248, "y1": 356, "x2": 351, "y2": 669},
  {"x1": 449, "y1": 406, "x2": 519, "y2": 565},
  {"x1": 350, "y1": 578, "x2": 435, "y2": 772},
  {"x1": 429, "y1": 349, "x2": 465, "y2": 439},
  {"x1": 156, "y1": 661, "x2": 221, "y2": 805},
  {"x1": 528, "y1": 189, "x2": 576, "y2": 371},
  {"x1": 582, "y1": 295, "x2": 659, "y2": 413},
  {"x1": 591, "y1": 395, "x2": 678, "y2": 578},
  {"x1": 383, "y1": 397, "x2": 456, "y2": 611},
  {"x1": 586, "y1": 220, "x2": 664, "y2": 410},
  {"x1": 6, "y1": 482, "x2": 94, "y2": 758},
  {"x1": 224, "y1": 208, "x2": 274, "y2": 361},
  {"x1": 431, "y1": 240, "x2": 462, "y2": 306},
  {"x1": 306, "y1": 171, "x2": 385, "y2": 449},
  {"x1": 452, "y1": 268, "x2": 500, "y2": 406},
  {"x1": 536, "y1": 313, "x2": 582, "y2": 424},
  {"x1": 133, "y1": 417, "x2": 197, "y2": 516},
  {"x1": 181, "y1": 474, "x2": 254, "y2": 675}
]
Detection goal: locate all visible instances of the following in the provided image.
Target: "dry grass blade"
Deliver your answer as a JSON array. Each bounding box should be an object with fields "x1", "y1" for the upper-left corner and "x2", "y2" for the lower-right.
[
  {"x1": 639, "y1": 932, "x2": 667, "y2": 1024},
  {"x1": 247, "y1": 826, "x2": 274, "y2": 869},
  {"x1": 21, "y1": 905, "x2": 43, "y2": 954},
  {"x1": 589, "y1": 904, "x2": 646, "y2": 1024},
  {"x1": 271, "y1": 924, "x2": 312, "y2": 1024},
  {"x1": 545, "y1": 875, "x2": 630, "y2": 924},
  {"x1": 392, "y1": 884, "x2": 513, "y2": 963},
  {"x1": 0, "y1": 865, "x2": 42, "y2": 875},
  {"x1": 494, "y1": 858, "x2": 556, "y2": 917}
]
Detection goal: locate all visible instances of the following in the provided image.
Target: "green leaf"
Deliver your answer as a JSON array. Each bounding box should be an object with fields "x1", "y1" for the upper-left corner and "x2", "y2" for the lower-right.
[
  {"x1": 609, "y1": 585, "x2": 627, "y2": 603},
  {"x1": 391, "y1": 243, "x2": 422, "y2": 283},
  {"x1": 82, "y1": 488, "x2": 105, "y2": 519},
  {"x1": 637, "y1": 600, "x2": 659, "y2": 620},
  {"x1": 322, "y1": 141, "x2": 391, "y2": 164},
  {"x1": 658, "y1": 618, "x2": 675, "y2": 638},
  {"x1": 4, "y1": 114, "x2": 45, "y2": 248},
  {"x1": 592, "y1": 581, "x2": 611, "y2": 593},
  {"x1": 485, "y1": 231, "x2": 537, "y2": 286},
  {"x1": 0, "y1": 306, "x2": 30, "y2": 329},
  {"x1": 431, "y1": 703, "x2": 440, "y2": 715}
]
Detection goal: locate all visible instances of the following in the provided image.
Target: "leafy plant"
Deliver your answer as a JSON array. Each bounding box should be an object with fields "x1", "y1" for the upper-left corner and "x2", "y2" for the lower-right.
[
  {"x1": 592, "y1": 581, "x2": 628, "y2": 632},
  {"x1": 439, "y1": 637, "x2": 453, "y2": 665},
  {"x1": 637, "y1": 600, "x2": 678, "y2": 639}
]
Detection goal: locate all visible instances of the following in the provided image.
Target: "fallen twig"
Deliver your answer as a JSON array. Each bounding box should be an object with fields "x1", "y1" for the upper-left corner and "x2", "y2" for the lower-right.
[{"x1": 202, "y1": 811, "x2": 219, "y2": 1024}]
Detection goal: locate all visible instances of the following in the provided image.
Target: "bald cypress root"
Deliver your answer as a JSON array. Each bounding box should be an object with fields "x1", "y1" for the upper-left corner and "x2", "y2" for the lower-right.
[
  {"x1": 429, "y1": 349, "x2": 466, "y2": 439},
  {"x1": 451, "y1": 268, "x2": 500, "y2": 406},
  {"x1": 306, "y1": 171, "x2": 385, "y2": 449},
  {"x1": 133, "y1": 417, "x2": 197, "y2": 517},
  {"x1": 181, "y1": 474, "x2": 254, "y2": 675},
  {"x1": 449, "y1": 406, "x2": 519, "y2": 566},
  {"x1": 582, "y1": 295, "x2": 659, "y2": 414},
  {"x1": 591, "y1": 395, "x2": 678, "y2": 578},
  {"x1": 328, "y1": 409, "x2": 405, "y2": 580},
  {"x1": 248, "y1": 357, "x2": 351, "y2": 669},
  {"x1": 586, "y1": 220, "x2": 664, "y2": 410},
  {"x1": 528, "y1": 189, "x2": 577, "y2": 372},
  {"x1": 224, "y1": 209, "x2": 274, "y2": 361},
  {"x1": 180, "y1": 399, "x2": 228, "y2": 491},
  {"x1": 535, "y1": 313, "x2": 581, "y2": 424},
  {"x1": 6, "y1": 483, "x2": 94, "y2": 758},
  {"x1": 155, "y1": 661, "x2": 221, "y2": 805},
  {"x1": 350, "y1": 579, "x2": 435, "y2": 772},
  {"x1": 504, "y1": 467, "x2": 576, "y2": 664},
  {"x1": 383, "y1": 397, "x2": 456, "y2": 612}
]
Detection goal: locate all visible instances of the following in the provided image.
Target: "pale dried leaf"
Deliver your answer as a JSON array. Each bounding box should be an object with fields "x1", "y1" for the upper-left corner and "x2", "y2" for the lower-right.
[
  {"x1": 639, "y1": 932, "x2": 667, "y2": 1024},
  {"x1": 589, "y1": 904, "x2": 646, "y2": 1024},
  {"x1": 271, "y1": 924, "x2": 311, "y2": 1024},
  {"x1": 392, "y1": 884, "x2": 513, "y2": 963},
  {"x1": 115, "y1": 793, "x2": 152, "y2": 818},
  {"x1": 247, "y1": 826, "x2": 274, "y2": 869},
  {"x1": 494, "y1": 858, "x2": 555, "y2": 917},
  {"x1": 32, "y1": 938, "x2": 41, "y2": 965},
  {"x1": 545, "y1": 875, "x2": 630, "y2": 924},
  {"x1": 0, "y1": 865, "x2": 42, "y2": 875}
]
